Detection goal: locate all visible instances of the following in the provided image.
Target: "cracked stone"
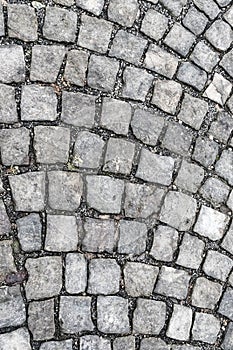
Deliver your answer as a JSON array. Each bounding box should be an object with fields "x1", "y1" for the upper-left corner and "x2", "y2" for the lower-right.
[
  {"x1": 177, "y1": 62, "x2": 207, "y2": 91},
  {"x1": 65, "y1": 253, "x2": 87, "y2": 294},
  {"x1": 167, "y1": 305, "x2": 192, "y2": 341},
  {"x1": 175, "y1": 160, "x2": 205, "y2": 193},
  {"x1": 192, "y1": 136, "x2": 219, "y2": 167},
  {"x1": 76, "y1": 0, "x2": 104, "y2": 15},
  {"x1": 0, "y1": 286, "x2": 26, "y2": 328},
  {"x1": 205, "y1": 19, "x2": 233, "y2": 51},
  {"x1": 80, "y1": 335, "x2": 111, "y2": 350},
  {"x1": 191, "y1": 277, "x2": 222, "y2": 310},
  {"x1": 150, "y1": 225, "x2": 179, "y2": 262},
  {"x1": 108, "y1": 0, "x2": 139, "y2": 27},
  {"x1": 192, "y1": 312, "x2": 221, "y2": 344},
  {"x1": 190, "y1": 41, "x2": 220, "y2": 73},
  {"x1": 203, "y1": 250, "x2": 233, "y2": 282},
  {"x1": 16, "y1": 214, "x2": 42, "y2": 252},
  {"x1": 141, "y1": 9, "x2": 168, "y2": 41},
  {"x1": 0, "y1": 84, "x2": 17, "y2": 123},
  {"x1": 64, "y1": 49, "x2": 89, "y2": 86},
  {"x1": 183, "y1": 7, "x2": 208, "y2": 35},
  {"x1": 176, "y1": 233, "x2": 204, "y2": 269},
  {"x1": 117, "y1": 220, "x2": 147, "y2": 255},
  {"x1": 152, "y1": 80, "x2": 183, "y2": 115},
  {"x1": 0, "y1": 45, "x2": 25, "y2": 83},
  {"x1": 164, "y1": 23, "x2": 195, "y2": 57},
  {"x1": 0, "y1": 328, "x2": 31, "y2": 350},
  {"x1": 215, "y1": 149, "x2": 233, "y2": 186},
  {"x1": 204, "y1": 73, "x2": 232, "y2": 106},
  {"x1": 0, "y1": 3, "x2": 4, "y2": 36},
  {"x1": 122, "y1": 66, "x2": 154, "y2": 101}
]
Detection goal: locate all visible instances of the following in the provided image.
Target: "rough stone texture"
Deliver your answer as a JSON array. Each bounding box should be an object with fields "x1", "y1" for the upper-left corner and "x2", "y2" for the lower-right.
[
  {"x1": 191, "y1": 277, "x2": 222, "y2": 309},
  {"x1": 30, "y1": 45, "x2": 66, "y2": 82},
  {"x1": 131, "y1": 109, "x2": 165, "y2": 146},
  {"x1": 0, "y1": 286, "x2": 26, "y2": 328},
  {"x1": 0, "y1": 84, "x2": 18, "y2": 123},
  {"x1": 152, "y1": 80, "x2": 182, "y2": 115},
  {"x1": 227, "y1": 191, "x2": 233, "y2": 211},
  {"x1": 65, "y1": 253, "x2": 87, "y2": 294},
  {"x1": 86, "y1": 175, "x2": 124, "y2": 214},
  {"x1": 200, "y1": 177, "x2": 230, "y2": 205},
  {"x1": 0, "y1": 128, "x2": 30, "y2": 165},
  {"x1": 60, "y1": 296, "x2": 94, "y2": 333},
  {"x1": 48, "y1": 171, "x2": 83, "y2": 211},
  {"x1": 88, "y1": 258, "x2": 121, "y2": 295},
  {"x1": 25, "y1": 256, "x2": 62, "y2": 300},
  {"x1": 17, "y1": 214, "x2": 42, "y2": 252},
  {"x1": 34, "y1": 126, "x2": 70, "y2": 164},
  {"x1": 80, "y1": 336, "x2": 111, "y2": 350},
  {"x1": 0, "y1": 328, "x2": 32, "y2": 350},
  {"x1": 183, "y1": 7, "x2": 208, "y2": 35},
  {"x1": 215, "y1": 149, "x2": 233, "y2": 186},
  {"x1": 222, "y1": 322, "x2": 233, "y2": 350},
  {"x1": 224, "y1": 5, "x2": 233, "y2": 27},
  {"x1": 78, "y1": 14, "x2": 113, "y2": 54},
  {"x1": 176, "y1": 62, "x2": 207, "y2": 91},
  {"x1": 222, "y1": 223, "x2": 233, "y2": 255},
  {"x1": 150, "y1": 225, "x2": 179, "y2": 262},
  {"x1": 175, "y1": 160, "x2": 204, "y2": 193},
  {"x1": 122, "y1": 66, "x2": 154, "y2": 101},
  {"x1": 192, "y1": 312, "x2": 221, "y2": 344},
  {"x1": 124, "y1": 262, "x2": 159, "y2": 297},
  {"x1": 97, "y1": 296, "x2": 130, "y2": 334},
  {"x1": 113, "y1": 336, "x2": 135, "y2": 350},
  {"x1": 164, "y1": 23, "x2": 195, "y2": 57},
  {"x1": 162, "y1": 122, "x2": 193, "y2": 156},
  {"x1": 220, "y1": 49, "x2": 233, "y2": 79},
  {"x1": 209, "y1": 111, "x2": 233, "y2": 143},
  {"x1": 9, "y1": 172, "x2": 46, "y2": 212},
  {"x1": 108, "y1": 0, "x2": 139, "y2": 27},
  {"x1": 133, "y1": 298, "x2": 166, "y2": 334},
  {"x1": 141, "y1": 9, "x2": 168, "y2": 40},
  {"x1": 40, "y1": 340, "x2": 73, "y2": 350},
  {"x1": 193, "y1": 0, "x2": 220, "y2": 19},
  {"x1": 205, "y1": 20, "x2": 233, "y2": 51},
  {"x1": 21, "y1": 85, "x2": 57, "y2": 121},
  {"x1": 140, "y1": 338, "x2": 170, "y2": 350},
  {"x1": 203, "y1": 250, "x2": 233, "y2": 282},
  {"x1": 167, "y1": 305, "x2": 192, "y2": 341},
  {"x1": 204, "y1": 73, "x2": 232, "y2": 106},
  {"x1": 160, "y1": 0, "x2": 187, "y2": 16},
  {"x1": 160, "y1": 191, "x2": 197, "y2": 231},
  {"x1": 28, "y1": 299, "x2": 55, "y2": 341},
  {"x1": 64, "y1": 49, "x2": 89, "y2": 86},
  {"x1": 0, "y1": 45, "x2": 25, "y2": 83},
  {"x1": 178, "y1": 93, "x2": 208, "y2": 130},
  {"x1": 76, "y1": 0, "x2": 104, "y2": 15},
  {"x1": 218, "y1": 288, "x2": 233, "y2": 321},
  {"x1": 8, "y1": 4, "x2": 38, "y2": 41},
  {"x1": 155, "y1": 266, "x2": 191, "y2": 299},
  {"x1": 0, "y1": 240, "x2": 16, "y2": 276},
  {"x1": 192, "y1": 136, "x2": 219, "y2": 167},
  {"x1": 0, "y1": 3, "x2": 4, "y2": 36},
  {"x1": 190, "y1": 41, "x2": 220, "y2": 73},
  {"x1": 0, "y1": 200, "x2": 11, "y2": 236},
  {"x1": 176, "y1": 233, "x2": 204, "y2": 269},
  {"x1": 194, "y1": 205, "x2": 229, "y2": 240},
  {"x1": 117, "y1": 220, "x2": 147, "y2": 255}
]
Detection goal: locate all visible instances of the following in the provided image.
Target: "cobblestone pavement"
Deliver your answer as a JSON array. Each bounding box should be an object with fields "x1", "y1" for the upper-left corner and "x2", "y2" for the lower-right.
[{"x1": 0, "y1": 0, "x2": 233, "y2": 349}]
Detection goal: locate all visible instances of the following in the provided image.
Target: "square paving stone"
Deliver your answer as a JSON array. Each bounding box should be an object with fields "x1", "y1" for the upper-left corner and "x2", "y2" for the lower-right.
[
  {"x1": 45, "y1": 215, "x2": 78, "y2": 252},
  {"x1": 101, "y1": 97, "x2": 132, "y2": 135},
  {"x1": 200, "y1": 177, "x2": 230, "y2": 205},
  {"x1": 176, "y1": 233, "x2": 205, "y2": 269},
  {"x1": 220, "y1": 49, "x2": 233, "y2": 78},
  {"x1": 113, "y1": 336, "x2": 135, "y2": 350},
  {"x1": 160, "y1": 0, "x2": 187, "y2": 16},
  {"x1": 76, "y1": 0, "x2": 104, "y2": 15},
  {"x1": 40, "y1": 340, "x2": 73, "y2": 350},
  {"x1": 124, "y1": 182, "x2": 165, "y2": 219},
  {"x1": 140, "y1": 338, "x2": 170, "y2": 350},
  {"x1": 86, "y1": 175, "x2": 124, "y2": 214},
  {"x1": 163, "y1": 121, "x2": 193, "y2": 156},
  {"x1": 34, "y1": 126, "x2": 70, "y2": 164},
  {"x1": 178, "y1": 93, "x2": 208, "y2": 130},
  {"x1": 224, "y1": 5, "x2": 233, "y2": 27},
  {"x1": 82, "y1": 218, "x2": 116, "y2": 253},
  {"x1": 183, "y1": 7, "x2": 208, "y2": 35},
  {"x1": 65, "y1": 253, "x2": 87, "y2": 294},
  {"x1": 64, "y1": 49, "x2": 89, "y2": 86},
  {"x1": 7, "y1": 4, "x2": 38, "y2": 41},
  {"x1": 203, "y1": 250, "x2": 233, "y2": 281},
  {"x1": 222, "y1": 322, "x2": 233, "y2": 350},
  {"x1": 141, "y1": 9, "x2": 168, "y2": 40},
  {"x1": 175, "y1": 160, "x2": 204, "y2": 193},
  {"x1": 25, "y1": 256, "x2": 62, "y2": 300},
  {"x1": 150, "y1": 225, "x2": 179, "y2": 262},
  {"x1": 97, "y1": 296, "x2": 130, "y2": 334},
  {"x1": 103, "y1": 137, "x2": 135, "y2": 175},
  {"x1": 191, "y1": 277, "x2": 222, "y2": 310},
  {"x1": 192, "y1": 136, "x2": 219, "y2": 167},
  {"x1": 73, "y1": 131, "x2": 104, "y2": 169},
  {"x1": 131, "y1": 109, "x2": 165, "y2": 146},
  {"x1": 0, "y1": 200, "x2": 11, "y2": 236},
  {"x1": 0, "y1": 45, "x2": 25, "y2": 83},
  {"x1": 9, "y1": 172, "x2": 46, "y2": 212},
  {"x1": 109, "y1": 30, "x2": 147, "y2": 65},
  {"x1": 0, "y1": 84, "x2": 18, "y2": 123},
  {"x1": 205, "y1": 19, "x2": 233, "y2": 51},
  {"x1": 190, "y1": 41, "x2": 220, "y2": 73},
  {"x1": 176, "y1": 62, "x2": 207, "y2": 91},
  {"x1": 88, "y1": 55, "x2": 119, "y2": 92},
  {"x1": 152, "y1": 80, "x2": 182, "y2": 115},
  {"x1": 0, "y1": 328, "x2": 31, "y2": 350},
  {"x1": 155, "y1": 266, "x2": 191, "y2": 299},
  {"x1": 0, "y1": 3, "x2": 4, "y2": 36},
  {"x1": 222, "y1": 223, "x2": 233, "y2": 255},
  {"x1": 204, "y1": 73, "x2": 232, "y2": 106},
  {"x1": 136, "y1": 149, "x2": 175, "y2": 185},
  {"x1": 124, "y1": 262, "x2": 159, "y2": 297},
  {"x1": 48, "y1": 171, "x2": 83, "y2": 211},
  {"x1": 21, "y1": 85, "x2": 57, "y2": 121},
  {"x1": 0, "y1": 240, "x2": 16, "y2": 276},
  {"x1": 192, "y1": 312, "x2": 221, "y2": 344},
  {"x1": 61, "y1": 91, "x2": 96, "y2": 127},
  {"x1": 118, "y1": 220, "x2": 147, "y2": 255},
  {"x1": 194, "y1": 205, "x2": 229, "y2": 240},
  {"x1": 144, "y1": 44, "x2": 179, "y2": 79},
  {"x1": 133, "y1": 298, "x2": 166, "y2": 334},
  {"x1": 88, "y1": 258, "x2": 121, "y2": 295},
  {"x1": 108, "y1": 0, "x2": 139, "y2": 27},
  {"x1": 160, "y1": 191, "x2": 197, "y2": 231},
  {"x1": 193, "y1": 0, "x2": 220, "y2": 19},
  {"x1": 43, "y1": 6, "x2": 77, "y2": 42},
  {"x1": 78, "y1": 14, "x2": 113, "y2": 54},
  {"x1": 17, "y1": 214, "x2": 42, "y2": 252},
  {"x1": 215, "y1": 149, "x2": 233, "y2": 186},
  {"x1": 164, "y1": 23, "x2": 195, "y2": 57},
  {"x1": 60, "y1": 296, "x2": 94, "y2": 333},
  {"x1": 209, "y1": 111, "x2": 233, "y2": 143},
  {"x1": 28, "y1": 299, "x2": 55, "y2": 341},
  {"x1": 167, "y1": 304, "x2": 192, "y2": 341},
  {"x1": 0, "y1": 128, "x2": 30, "y2": 165},
  {"x1": 80, "y1": 335, "x2": 111, "y2": 350},
  {"x1": 122, "y1": 66, "x2": 154, "y2": 101},
  {"x1": 0, "y1": 286, "x2": 26, "y2": 328},
  {"x1": 218, "y1": 287, "x2": 233, "y2": 320}
]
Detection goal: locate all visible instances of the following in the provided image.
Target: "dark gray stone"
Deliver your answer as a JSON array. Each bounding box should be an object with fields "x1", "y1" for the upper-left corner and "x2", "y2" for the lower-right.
[
  {"x1": 175, "y1": 160, "x2": 204, "y2": 193},
  {"x1": 192, "y1": 136, "x2": 219, "y2": 167}
]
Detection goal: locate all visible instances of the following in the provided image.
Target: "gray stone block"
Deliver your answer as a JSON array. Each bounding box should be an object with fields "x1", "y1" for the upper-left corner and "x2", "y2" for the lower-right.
[{"x1": 65, "y1": 253, "x2": 87, "y2": 294}]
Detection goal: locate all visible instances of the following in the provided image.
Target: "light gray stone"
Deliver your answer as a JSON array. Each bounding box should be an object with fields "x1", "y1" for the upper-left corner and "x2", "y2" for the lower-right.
[
  {"x1": 224, "y1": 6, "x2": 233, "y2": 27},
  {"x1": 175, "y1": 160, "x2": 204, "y2": 193},
  {"x1": 176, "y1": 62, "x2": 207, "y2": 91},
  {"x1": 140, "y1": 338, "x2": 169, "y2": 350},
  {"x1": 215, "y1": 0, "x2": 232, "y2": 6},
  {"x1": 0, "y1": 3, "x2": 4, "y2": 36},
  {"x1": 133, "y1": 298, "x2": 166, "y2": 334},
  {"x1": 205, "y1": 20, "x2": 233, "y2": 51},
  {"x1": 176, "y1": 233, "x2": 204, "y2": 269},
  {"x1": 160, "y1": 0, "x2": 187, "y2": 16},
  {"x1": 152, "y1": 80, "x2": 182, "y2": 115},
  {"x1": 215, "y1": 149, "x2": 233, "y2": 186},
  {"x1": 220, "y1": 49, "x2": 233, "y2": 78},
  {"x1": 192, "y1": 136, "x2": 219, "y2": 167},
  {"x1": 122, "y1": 66, "x2": 153, "y2": 101},
  {"x1": 227, "y1": 190, "x2": 233, "y2": 211},
  {"x1": 141, "y1": 9, "x2": 168, "y2": 40},
  {"x1": 136, "y1": 149, "x2": 175, "y2": 185},
  {"x1": 86, "y1": 175, "x2": 124, "y2": 214},
  {"x1": 108, "y1": 0, "x2": 139, "y2": 27},
  {"x1": 200, "y1": 177, "x2": 230, "y2": 205},
  {"x1": 193, "y1": 0, "x2": 220, "y2": 19},
  {"x1": 204, "y1": 73, "x2": 232, "y2": 106},
  {"x1": 0, "y1": 240, "x2": 16, "y2": 277},
  {"x1": 54, "y1": 0, "x2": 74, "y2": 5},
  {"x1": 17, "y1": 214, "x2": 42, "y2": 252},
  {"x1": 210, "y1": 111, "x2": 233, "y2": 143},
  {"x1": 219, "y1": 288, "x2": 233, "y2": 320},
  {"x1": 48, "y1": 171, "x2": 83, "y2": 211},
  {"x1": 150, "y1": 225, "x2": 179, "y2": 262},
  {"x1": 0, "y1": 45, "x2": 25, "y2": 83},
  {"x1": 40, "y1": 340, "x2": 73, "y2": 350},
  {"x1": 114, "y1": 336, "x2": 135, "y2": 350},
  {"x1": 222, "y1": 322, "x2": 233, "y2": 350},
  {"x1": 80, "y1": 335, "x2": 111, "y2": 350},
  {"x1": 190, "y1": 41, "x2": 220, "y2": 73},
  {"x1": 0, "y1": 328, "x2": 31, "y2": 350},
  {"x1": 21, "y1": 85, "x2": 57, "y2": 121},
  {"x1": 25, "y1": 256, "x2": 62, "y2": 300},
  {"x1": 164, "y1": 23, "x2": 195, "y2": 57},
  {"x1": 76, "y1": 0, "x2": 104, "y2": 15},
  {"x1": 64, "y1": 49, "x2": 89, "y2": 86},
  {"x1": 222, "y1": 223, "x2": 233, "y2": 255},
  {"x1": 9, "y1": 172, "x2": 46, "y2": 212},
  {"x1": 203, "y1": 250, "x2": 233, "y2": 281},
  {"x1": 183, "y1": 7, "x2": 208, "y2": 35},
  {"x1": 192, "y1": 312, "x2": 220, "y2": 344},
  {"x1": 0, "y1": 128, "x2": 30, "y2": 165},
  {"x1": 97, "y1": 296, "x2": 130, "y2": 334},
  {"x1": 60, "y1": 296, "x2": 94, "y2": 333},
  {"x1": 0, "y1": 200, "x2": 11, "y2": 236},
  {"x1": 192, "y1": 277, "x2": 222, "y2": 309},
  {"x1": 194, "y1": 205, "x2": 229, "y2": 240},
  {"x1": 0, "y1": 84, "x2": 17, "y2": 123},
  {"x1": 65, "y1": 253, "x2": 87, "y2": 294},
  {"x1": 167, "y1": 305, "x2": 192, "y2": 341},
  {"x1": 0, "y1": 286, "x2": 26, "y2": 328},
  {"x1": 118, "y1": 220, "x2": 147, "y2": 255}
]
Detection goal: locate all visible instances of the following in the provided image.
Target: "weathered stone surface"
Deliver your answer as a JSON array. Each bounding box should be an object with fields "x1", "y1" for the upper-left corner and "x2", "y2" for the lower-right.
[
  {"x1": 204, "y1": 73, "x2": 232, "y2": 106},
  {"x1": 0, "y1": 200, "x2": 11, "y2": 237},
  {"x1": 176, "y1": 62, "x2": 207, "y2": 91},
  {"x1": 152, "y1": 80, "x2": 183, "y2": 115},
  {"x1": 167, "y1": 305, "x2": 192, "y2": 341},
  {"x1": 200, "y1": 177, "x2": 230, "y2": 205},
  {"x1": 0, "y1": 46, "x2": 25, "y2": 83},
  {"x1": 205, "y1": 19, "x2": 233, "y2": 51},
  {"x1": 192, "y1": 136, "x2": 219, "y2": 167},
  {"x1": 17, "y1": 214, "x2": 42, "y2": 252},
  {"x1": 220, "y1": 49, "x2": 233, "y2": 78},
  {"x1": 8, "y1": 4, "x2": 38, "y2": 41},
  {"x1": 9, "y1": 172, "x2": 46, "y2": 212},
  {"x1": 222, "y1": 322, "x2": 233, "y2": 350},
  {"x1": 40, "y1": 340, "x2": 73, "y2": 350},
  {"x1": 164, "y1": 23, "x2": 195, "y2": 57},
  {"x1": 215, "y1": 149, "x2": 233, "y2": 186},
  {"x1": 183, "y1": 7, "x2": 208, "y2": 35},
  {"x1": 114, "y1": 336, "x2": 135, "y2": 350},
  {"x1": 190, "y1": 41, "x2": 220, "y2": 73},
  {"x1": 140, "y1": 338, "x2": 170, "y2": 350},
  {"x1": 176, "y1": 233, "x2": 204, "y2": 269},
  {"x1": 141, "y1": 9, "x2": 168, "y2": 41},
  {"x1": 25, "y1": 256, "x2": 62, "y2": 300},
  {"x1": 150, "y1": 225, "x2": 179, "y2": 262},
  {"x1": 0, "y1": 328, "x2": 31, "y2": 350},
  {"x1": 0, "y1": 3, "x2": 4, "y2": 36},
  {"x1": 175, "y1": 160, "x2": 204, "y2": 193},
  {"x1": 210, "y1": 111, "x2": 233, "y2": 143},
  {"x1": 0, "y1": 240, "x2": 16, "y2": 277},
  {"x1": 118, "y1": 220, "x2": 147, "y2": 255},
  {"x1": 178, "y1": 93, "x2": 208, "y2": 130},
  {"x1": 191, "y1": 277, "x2": 222, "y2": 309},
  {"x1": 222, "y1": 223, "x2": 233, "y2": 255},
  {"x1": 193, "y1": 0, "x2": 220, "y2": 19},
  {"x1": 76, "y1": 0, "x2": 104, "y2": 15},
  {"x1": 48, "y1": 171, "x2": 83, "y2": 211},
  {"x1": 65, "y1": 253, "x2": 87, "y2": 294},
  {"x1": 0, "y1": 128, "x2": 30, "y2": 165},
  {"x1": 108, "y1": 0, "x2": 139, "y2": 27},
  {"x1": 80, "y1": 336, "x2": 111, "y2": 350},
  {"x1": 0, "y1": 286, "x2": 26, "y2": 328},
  {"x1": 160, "y1": 0, "x2": 187, "y2": 16},
  {"x1": 203, "y1": 250, "x2": 233, "y2": 282},
  {"x1": 133, "y1": 298, "x2": 166, "y2": 334},
  {"x1": 0, "y1": 84, "x2": 17, "y2": 124},
  {"x1": 122, "y1": 66, "x2": 154, "y2": 101},
  {"x1": 97, "y1": 296, "x2": 130, "y2": 334},
  {"x1": 219, "y1": 288, "x2": 233, "y2": 320},
  {"x1": 227, "y1": 191, "x2": 233, "y2": 211},
  {"x1": 192, "y1": 312, "x2": 221, "y2": 344},
  {"x1": 64, "y1": 49, "x2": 89, "y2": 86}
]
